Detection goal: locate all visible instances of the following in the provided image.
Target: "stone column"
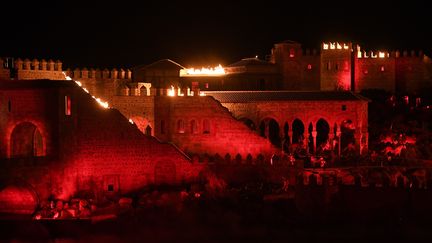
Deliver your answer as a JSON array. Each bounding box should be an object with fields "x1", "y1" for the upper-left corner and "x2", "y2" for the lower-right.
[
  {"x1": 336, "y1": 127, "x2": 341, "y2": 157},
  {"x1": 288, "y1": 131, "x2": 293, "y2": 145},
  {"x1": 354, "y1": 131, "x2": 362, "y2": 155},
  {"x1": 328, "y1": 133, "x2": 334, "y2": 151},
  {"x1": 311, "y1": 130, "x2": 317, "y2": 153},
  {"x1": 143, "y1": 83, "x2": 152, "y2": 96}
]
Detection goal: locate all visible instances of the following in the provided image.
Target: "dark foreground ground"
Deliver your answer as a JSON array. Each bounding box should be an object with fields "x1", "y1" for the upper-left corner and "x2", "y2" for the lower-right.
[{"x1": 3, "y1": 188, "x2": 432, "y2": 243}]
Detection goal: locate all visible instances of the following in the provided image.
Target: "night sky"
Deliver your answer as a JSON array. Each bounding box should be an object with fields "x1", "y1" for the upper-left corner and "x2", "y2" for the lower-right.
[{"x1": 1, "y1": 1, "x2": 430, "y2": 69}]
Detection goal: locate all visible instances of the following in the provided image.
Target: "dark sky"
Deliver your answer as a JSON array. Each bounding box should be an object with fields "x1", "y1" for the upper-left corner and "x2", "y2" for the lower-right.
[{"x1": 1, "y1": 1, "x2": 430, "y2": 69}]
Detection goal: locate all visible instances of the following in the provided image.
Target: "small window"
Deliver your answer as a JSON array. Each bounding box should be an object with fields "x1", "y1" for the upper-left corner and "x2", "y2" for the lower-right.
[
  {"x1": 203, "y1": 119, "x2": 210, "y2": 134},
  {"x1": 327, "y1": 62, "x2": 331, "y2": 70},
  {"x1": 335, "y1": 63, "x2": 339, "y2": 70},
  {"x1": 107, "y1": 184, "x2": 114, "y2": 192},
  {"x1": 363, "y1": 69, "x2": 368, "y2": 74},
  {"x1": 65, "y1": 96, "x2": 71, "y2": 116},
  {"x1": 380, "y1": 66, "x2": 385, "y2": 72},
  {"x1": 177, "y1": 119, "x2": 185, "y2": 133},
  {"x1": 342, "y1": 105, "x2": 347, "y2": 111},
  {"x1": 161, "y1": 120, "x2": 165, "y2": 134},
  {"x1": 289, "y1": 48, "x2": 295, "y2": 58},
  {"x1": 307, "y1": 64, "x2": 312, "y2": 70},
  {"x1": 205, "y1": 83, "x2": 209, "y2": 89}
]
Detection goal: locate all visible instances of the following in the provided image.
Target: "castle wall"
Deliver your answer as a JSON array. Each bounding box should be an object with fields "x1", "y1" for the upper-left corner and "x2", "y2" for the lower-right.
[
  {"x1": 14, "y1": 59, "x2": 65, "y2": 80},
  {"x1": 300, "y1": 51, "x2": 320, "y2": 90},
  {"x1": 395, "y1": 51, "x2": 428, "y2": 93},
  {"x1": 271, "y1": 42, "x2": 304, "y2": 90},
  {"x1": 355, "y1": 56, "x2": 396, "y2": 92},
  {"x1": 0, "y1": 58, "x2": 10, "y2": 80},
  {"x1": 154, "y1": 95, "x2": 277, "y2": 159},
  {"x1": 0, "y1": 81, "x2": 202, "y2": 204},
  {"x1": 320, "y1": 42, "x2": 352, "y2": 91},
  {"x1": 112, "y1": 95, "x2": 155, "y2": 135}
]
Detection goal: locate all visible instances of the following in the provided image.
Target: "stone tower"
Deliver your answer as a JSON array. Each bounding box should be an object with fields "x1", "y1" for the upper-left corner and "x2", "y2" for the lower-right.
[
  {"x1": 270, "y1": 40, "x2": 303, "y2": 90},
  {"x1": 320, "y1": 42, "x2": 353, "y2": 91}
]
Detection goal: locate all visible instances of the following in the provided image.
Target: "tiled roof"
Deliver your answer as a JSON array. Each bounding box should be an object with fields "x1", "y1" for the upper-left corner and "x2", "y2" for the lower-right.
[
  {"x1": 227, "y1": 58, "x2": 275, "y2": 67},
  {"x1": 134, "y1": 59, "x2": 185, "y2": 70},
  {"x1": 205, "y1": 91, "x2": 370, "y2": 102}
]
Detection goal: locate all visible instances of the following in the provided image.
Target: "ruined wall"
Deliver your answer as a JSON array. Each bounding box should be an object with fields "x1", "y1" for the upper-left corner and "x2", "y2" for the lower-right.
[{"x1": 154, "y1": 95, "x2": 277, "y2": 159}]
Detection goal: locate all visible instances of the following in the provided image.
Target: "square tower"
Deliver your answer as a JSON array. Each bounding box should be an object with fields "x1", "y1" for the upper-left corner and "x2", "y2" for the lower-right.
[{"x1": 320, "y1": 42, "x2": 352, "y2": 91}]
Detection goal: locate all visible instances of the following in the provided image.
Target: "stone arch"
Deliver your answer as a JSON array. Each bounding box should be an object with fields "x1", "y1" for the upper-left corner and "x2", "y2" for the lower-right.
[
  {"x1": 154, "y1": 160, "x2": 176, "y2": 185},
  {"x1": 291, "y1": 118, "x2": 305, "y2": 144},
  {"x1": 340, "y1": 119, "x2": 356, "y2": 153},
  {"x1": 117, "y1": 84, "x2": 130, "y2": 96},
  {"x1": 0, "y1": 180, "x2": 39, "y2": 215},
  {"x1": 10, "y1": 122, "x2": 45, "y2": 158},
  {"x1": 130, "y1": 116, "x2": 151, "y2": 135},
  {"x1": 259, "y1": 117, "x2": 280, "y2": 147},
  {"x1": 239, "y1": 117, "x2": 256, "y2": 130},
  {"x1": 177, "y1": 119, "x2": 185, "y2": 133},
  {"x1": 190, "y1": 120, "x2": 198, "y2": 134},
  {"x1": 316, "y1": 118, "x2": 330, "y2": 151},
  {"x1": 145, "y1": 125, "x2": 152, "y2": 136}
]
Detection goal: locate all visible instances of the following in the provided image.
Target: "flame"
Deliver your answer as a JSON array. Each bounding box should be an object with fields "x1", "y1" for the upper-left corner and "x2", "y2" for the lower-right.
[
  {"x1": 343, "y1": 43, "x2": 349, "y2": 50},
  {"x1": 378, "y1": 52, "x2": 386, "y2": 58},
  {"x1": 62, "y1": 72, "x2": 110, "y2": 109},
  {"x1": 180, "y1": 65, "x2": 225, "y2": 76},
  {"x1": 168, "y1": 85, "x2": 175, "y2": 96},
  {"x1": 330, "y1": 43, "x2": 336, "y2": 49},
  {"x1": 323, "y1": 43, "x2": 329, "y2": 50},
  {"x1": 129, "y1": 118, "x2": 134, "y2": 124},
  {"x1": 337, "y1": 43, "x2": 342, "y2": 49}
]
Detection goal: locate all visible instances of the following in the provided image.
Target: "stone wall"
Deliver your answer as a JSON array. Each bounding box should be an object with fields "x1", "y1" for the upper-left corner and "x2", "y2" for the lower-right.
[
  {"x1": 154, "y1": 95, "x2": 278, "y2": 159},
  {"x1": 0, "y1": 80, "x2": 203, "y2": 204}
]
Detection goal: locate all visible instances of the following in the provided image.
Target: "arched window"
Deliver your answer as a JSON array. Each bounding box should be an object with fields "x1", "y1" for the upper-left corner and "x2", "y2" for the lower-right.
[
  {"x1": 307, "y1": 64, "x2": 312, "y2": 70},
  {"x1": 289, "y1": 48, "x2": 295, "y2": 58},
  {"x1": 190, "y1": 120, "x2": 197, "y2": 134},
  {"x1": 203, "y1": 119, "x2": 210, "y2": 134},
  {"x1": 380, "y1": 66, "x2": 385, "y2": 72},
  {"x1": 177, "y1": 119, "x2": 185, "y2": 133},
  {"x1": 10, "y1": 122, "x2": 44, "y2": 158},
  {"x1": 145, "y1": 125, "x2": 152, "y2": 136}
]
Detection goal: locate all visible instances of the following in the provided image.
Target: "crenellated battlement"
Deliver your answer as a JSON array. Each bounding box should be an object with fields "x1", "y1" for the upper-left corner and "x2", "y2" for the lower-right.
[
  {"x1": 322, "y1": 42, "x2": 351, "y2": 51},
  {"x1": 356, "y1": 46, "x2": 424, "y2": 59},
  {"x1": 66, "y1": 67, "x2": 132, "y2": 80},
  {"x1": 14, "y1": 58, "x2": 63, "y2": 71}
]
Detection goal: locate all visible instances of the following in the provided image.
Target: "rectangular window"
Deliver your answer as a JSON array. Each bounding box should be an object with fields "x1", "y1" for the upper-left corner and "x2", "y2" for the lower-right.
[
  {"x1": 107, "y1": 184, "x2": 114, "y2": 192},
  {"x1": 327, "y1": 62, "x2": 331, "y2": 70},
  {"x1": 65, "y1": 96, "x2": 71, "y2": 116}
]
